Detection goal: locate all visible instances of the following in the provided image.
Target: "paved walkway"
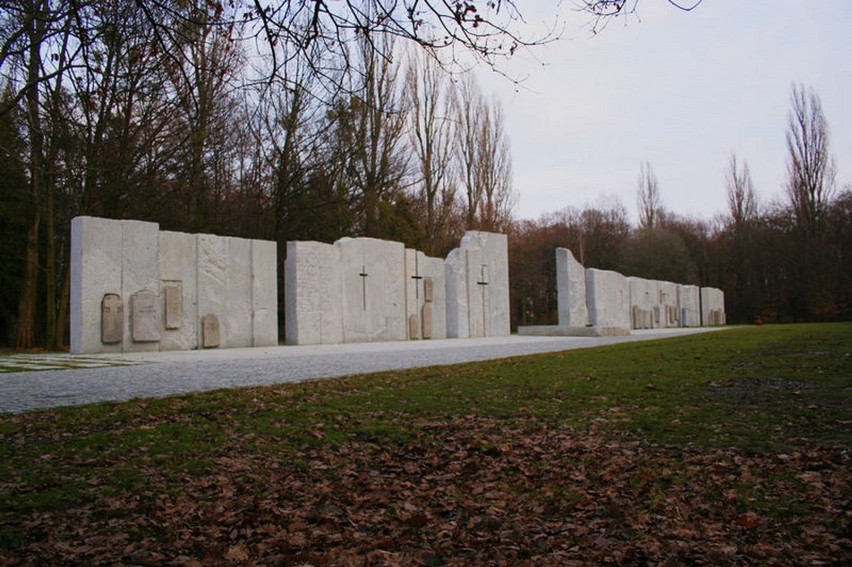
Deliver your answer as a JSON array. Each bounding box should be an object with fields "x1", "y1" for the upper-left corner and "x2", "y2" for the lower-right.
[{"x1": 0, "y1": 328, "x2": 723, "y2": 414}]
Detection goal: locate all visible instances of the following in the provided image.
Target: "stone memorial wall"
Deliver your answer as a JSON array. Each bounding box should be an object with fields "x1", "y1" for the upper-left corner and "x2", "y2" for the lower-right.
[
  {"x1": 70, "y1": 216, "x2": 277, "y2": 354},
  {"x1": 519, "y1": 247, "x2": 725, "y2": 337},
  {"x1": 285, "y1": 237, "x2": 449, "y2": 345},
  {"x1": 586, "y1": 268, "x2": 632, "y2": 331},
  {"x1": 445, "y1": 231, "x2": 511, "y2": 339},
  {"x1": 556, "y1": 248, "x2": 589, "y2": 328},
  {"x1": 678, "y1": 284, "x2": 701, "y2": 327},
  {"x1": 701, "y1": 287, "x2": 726, "y2": 326}
]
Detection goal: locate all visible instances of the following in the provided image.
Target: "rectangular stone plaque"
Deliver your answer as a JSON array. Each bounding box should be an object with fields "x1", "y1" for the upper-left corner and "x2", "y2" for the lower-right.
[
  {"x1": 131, "y1": 289, "x2": 161, "y2": 342},
  {"x1": 163, "y1": 281, "x2": 182, "y2": 330},
  {"x1": 423, "y1": 277, "x2": 433, "y2": 303},
  {"x1": 202, "y1": 314, "x2": 220, "y2": 348},
  {"x1": 421, "y1": 303, "x2": 433, "y2": 339},
  {"x1": 408, "y1": 314, "x2": 420, "y2": 340},
  {"x1": 101, "y1": 293, "x2": 123, "y2": 344}
]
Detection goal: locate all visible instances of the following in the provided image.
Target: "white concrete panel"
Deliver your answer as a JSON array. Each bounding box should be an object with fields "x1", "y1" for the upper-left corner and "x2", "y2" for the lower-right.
[
  {"x1": 120, "y1": 220, "x2": 159, "y2": 353},
  {"x1": 224, "y1": 237, "x2": 253, "y2": 348},
  {"x1": 421, "y1": 256, "x2": 447, "y2": 339},
  {"x1": 251, "y1": 239, "x2": 278, "y2": 346},
  {"x1": 70, "y1": 216, "x2": 124, "y2": 354},
  {"x1": 447, "y1": 231, "x2": 510, "y2": 338},
  {"x1": 158, "y1": 230, "x2": 198, "y2": 351},
  {"x1": 586, "y1": 268, "x2": 630, "y2": 331},
  {"x1": 678, "y1": 284, "x2": 701, "y2": 327},
  {"x1": 628, "y1": 277, "x2": 658, "y2": 330},
  {"x1": 556, "y1": 248, "x2": 589, "y2": 328},
  {"x1": 197, "y1": 233, "x2": 227, "y2": 348},
  {"x1": 284, "y1": 240, "x2": 342, "y2": 345},
  {"x1": 658, "y1": 281, "x2": 679, "y2": 327},
  {"x1": 444, "y1": 248, "x2": 468, "y2": 339},
  {"x1": 338, "y1": 237, "x2": 406, "y2": 343},
  {"x1": 701, "y1": 287, "x2": 726, "y2": 326}
]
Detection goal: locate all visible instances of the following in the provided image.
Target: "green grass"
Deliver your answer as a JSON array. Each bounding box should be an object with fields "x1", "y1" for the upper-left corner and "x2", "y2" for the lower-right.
[{"x1": 0, "y1": 323, "x2": 850, "y2": 530}]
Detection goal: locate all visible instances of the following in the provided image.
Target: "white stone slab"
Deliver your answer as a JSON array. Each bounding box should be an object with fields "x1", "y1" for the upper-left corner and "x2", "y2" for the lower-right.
[
  {"x1": 251, "y1": 239, "x2": 278, "y2": 346},
  {"x1": 658, "y1": 280, "x2": 679, "y2": 327},
  {"x1": 71, "y1": 217, "x2": 124, "y2": 354},
  {"x1": 159, "y1": 230, "x2": 198, "y2": 350},
  {"x1": 445, "y1": 248, "x2": 468, "y2": 339},
  {"x1": 701, "y1": 287, "x2": 726, "y2": 326},
  {"x1": 71, "y1": 216, "x2": 277, "y2": 353},
  {"x1": 586, "y1": 268, "x2": 630, "y2": 331},
  {"x1": 285, "y1": 241, "x2": 343, "y2": 345},
  {"x1": 445, "y1": 231, "x2": 510, "y2": 339},
  {"x1": 556, "y1": 248, "x2": 589, "y2": 328},
  {"x1": 421, "y1": 256, "x2": 447, "y2": 340},
  {"x1": 628, "y1": 277, "x2": 658, "y2": 330},
  {"x1": 338, "y1": 237, "x2": 406, "y2": 343},
  {"x1": 678, "y1": 284, "x2": 701, "y2": 327}
]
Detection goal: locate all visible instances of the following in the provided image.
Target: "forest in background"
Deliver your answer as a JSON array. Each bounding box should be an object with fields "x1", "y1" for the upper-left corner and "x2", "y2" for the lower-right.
[{"x1": 1, "y1": 1, "x2": 850, "y2": 349}]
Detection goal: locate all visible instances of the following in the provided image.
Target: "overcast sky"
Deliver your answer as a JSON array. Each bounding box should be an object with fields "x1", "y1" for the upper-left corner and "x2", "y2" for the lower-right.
[{"x1": 471, "y1": 1, "x2": 851, "y2": 224}]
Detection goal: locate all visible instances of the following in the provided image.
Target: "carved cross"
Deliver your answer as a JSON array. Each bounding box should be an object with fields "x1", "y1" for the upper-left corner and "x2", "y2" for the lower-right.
[{"x1": 359, "y1": 265, "x2": 369, "y2": 311}]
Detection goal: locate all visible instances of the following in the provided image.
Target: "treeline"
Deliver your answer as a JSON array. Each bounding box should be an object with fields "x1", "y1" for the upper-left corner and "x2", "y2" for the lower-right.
[
  {"x1": 0, "y1": 1, "x2": 516, "y2": 348},
  {"x1": 1, "y1": 2, "x2": 849, "y2": 349},
  {"x1": 510, "y1": 95, "x2": 852, "y2": 327}
]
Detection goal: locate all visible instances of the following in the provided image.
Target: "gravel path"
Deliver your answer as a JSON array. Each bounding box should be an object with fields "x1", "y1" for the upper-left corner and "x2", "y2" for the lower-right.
[{"x1": 0, "y1": 328, "x2": 723, "y2": 414}]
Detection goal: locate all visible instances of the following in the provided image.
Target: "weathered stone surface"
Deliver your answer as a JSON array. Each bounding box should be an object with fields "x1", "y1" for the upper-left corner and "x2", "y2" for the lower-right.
[
  {"x1": 202, "y1": 314, "x2": 220, "y2": 348},
  {"x1": 338, "y1": 237, "x2": 406, "y2": 343},
  {"x1": 70, "y1": 216, "x2": 160, "y2": 354},
  {"x1": 72, "y1": 216, "x2": 277, "y2": 353},
  {"x1": 586, "y1": 268, "x2": 630, "y2": 331},
  {"x1": 251, "y1": 239, "x2": 278, "y2": 347},
  {"x1": 159, "y1": 231, "x2": 198, "y2": 350},
  {"x1": 100, "y1": 294, "x2": 123, "y2": 344},
  {"x1": 658, "y1": 281, "x2": 679, "y2": 327},
  {"x1": 678, "y1": 284, "x2": 701, "y2": 327},
  {"x1": 130, "y1": 289, "x2": 161, "y2": 342},
  {"x1": 285, "y1": 241, "x2": 342, "y2": 345},
  {"x1": 556, "y1": 248, "x2": 589, "y2": 327},
  {"x1": 163, "y1": 282, "x2": 182, "y2": 330},
  {"x1": 421, "y1": 303, "x2": 433, "y2": 339},
  {"x1": 701, "y1": 287, "x2": 726, "y2": 326},
  {"x1": 420, "y1": 256, "x2": 446, "y2": 339},
  {"x1": 408, "y1": 314, "x2": 420, "y2": 340},
  {"x1": 628, "y1": 277, "x2": 658, "y2": 329},
  {"x1": 445, "y1": 231, "x2": 510, "y2": 338}
]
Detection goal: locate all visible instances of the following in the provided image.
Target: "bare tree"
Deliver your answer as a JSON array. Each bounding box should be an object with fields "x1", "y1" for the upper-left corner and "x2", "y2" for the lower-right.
[
  {"x1": 725, "y1": 154, "x2": 757, "y2": 227},
  {"x1": 785, "y1": 83, "x2": 835, "y2": 238},
  {"x1": 637, "y1": 161, "x2": 661, "y2": 230},
  {"x1": 330, "y1": 33, "x2": 409, "y2": 237},
  {"x1": 454, "y1": 75, "x2": 515, "y2": 232},
  {"x1": 405, "y1": 49, "x2": 457, "y2": 255}
]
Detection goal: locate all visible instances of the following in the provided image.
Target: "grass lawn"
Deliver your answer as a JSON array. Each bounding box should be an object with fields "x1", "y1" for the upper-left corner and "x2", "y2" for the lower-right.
[{"x1": 1, "y1": 323, "x2": 850, "y2": 564}]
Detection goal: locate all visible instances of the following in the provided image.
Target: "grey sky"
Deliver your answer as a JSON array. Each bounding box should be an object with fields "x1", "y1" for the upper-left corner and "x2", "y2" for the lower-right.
[{"x1": 473, "y1": 1, "x2": 851, "y2": 224}]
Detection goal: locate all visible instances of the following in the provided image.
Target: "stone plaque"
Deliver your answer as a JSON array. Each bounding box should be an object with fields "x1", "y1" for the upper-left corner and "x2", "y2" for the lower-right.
[
  {"x1": 131, "y1": 290, "x2": 161, "y2": 342},
  {"x1": 423, "y1": 277, "x2": 434, "y2": 303},
  {"x1": 421, "y1": 303, "x2": 433, "y2": 339},
  {"x1": 202, "y1": 314, "x2": 220, "y2": 348},
  {"x1": 163, "y1": 281, "x2": 182, "y2": 330},
  {"x1": 101, "y1": 293, "x2": 123, "y2": 344},
  {"x1": 409, "y1": 314, "x2": 420, "y2": 340}
]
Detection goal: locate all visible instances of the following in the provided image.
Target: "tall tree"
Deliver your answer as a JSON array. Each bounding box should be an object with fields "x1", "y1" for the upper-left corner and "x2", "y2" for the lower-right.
[
  {"x1": 405, "y1": 50, "x2": 457, "y2": 255},
  {"x1": 636, "y1": 161, "x2": 661, "y2": 230},
  {"x1": 454, "y1": 75, "x2": 515, "y2": 232},
  {"x1": 785, "y1": 83, "x2": 835, "y2": 239}
]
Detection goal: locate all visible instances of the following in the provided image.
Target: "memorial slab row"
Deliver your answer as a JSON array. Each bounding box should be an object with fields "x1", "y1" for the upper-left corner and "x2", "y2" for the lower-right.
[
  {"x1": 519, "y1": 247, "x2": 725, "y2": 336},
  {"x1": 70, "y1": 216, "x2": 277, "y2": 354},
  {"x1": 284, "y1": 231, "x2": 509, "y2": 345}
]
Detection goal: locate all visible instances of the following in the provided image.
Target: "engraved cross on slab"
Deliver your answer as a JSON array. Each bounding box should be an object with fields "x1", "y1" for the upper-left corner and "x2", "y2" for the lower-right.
[
  {"x1": 359, "y1": 265, "x2": 369, "y2": 311},
  {"x1": 477, "y1": 265, "x2": 489, "y2": 332},
  {"x1": 410, "y1": 255, "x2": 423, "y2": 300}
]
